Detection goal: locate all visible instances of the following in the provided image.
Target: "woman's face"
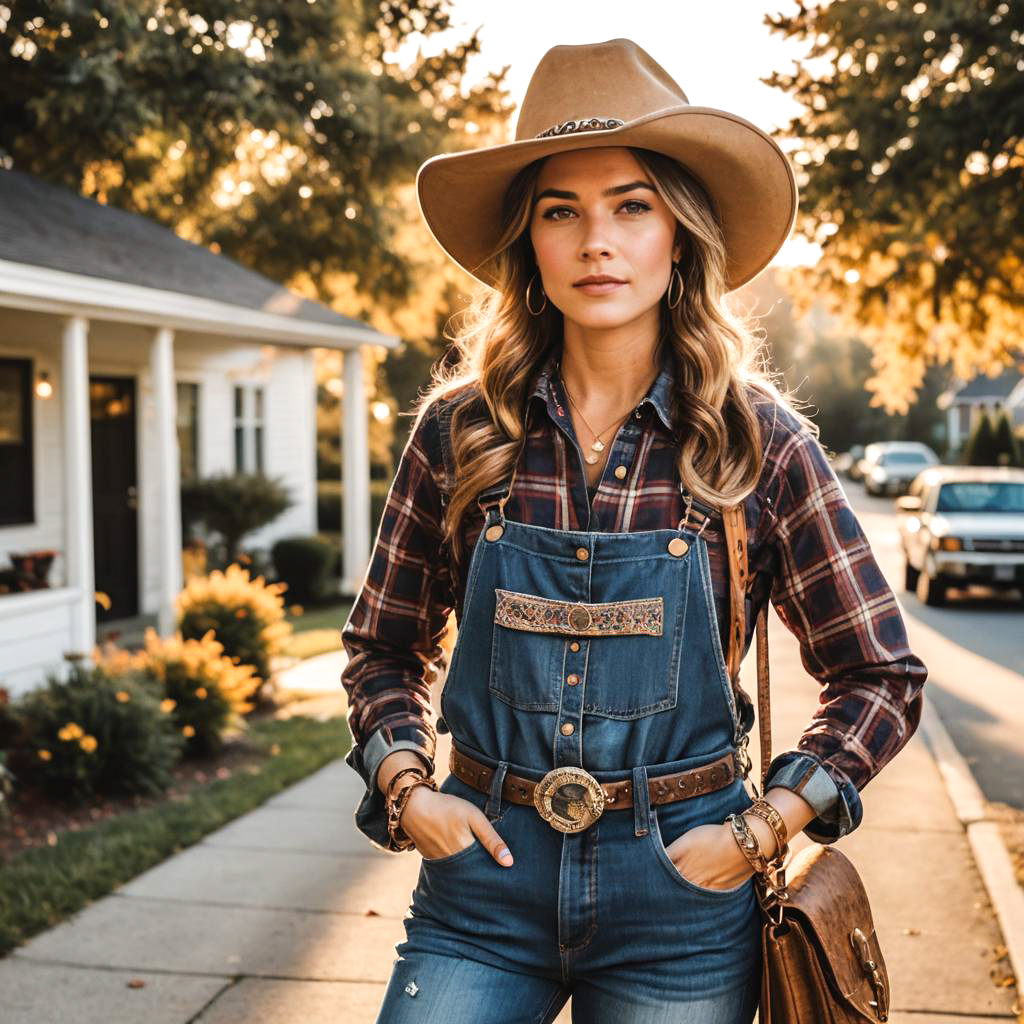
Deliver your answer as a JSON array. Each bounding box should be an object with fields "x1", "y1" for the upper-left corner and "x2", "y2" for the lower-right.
[{"x1": 528, "y1": 147, "x2": 682, "y2": 331}]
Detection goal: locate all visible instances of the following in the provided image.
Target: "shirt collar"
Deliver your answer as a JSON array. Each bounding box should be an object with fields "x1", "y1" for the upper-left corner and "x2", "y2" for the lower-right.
[{"x1": 529, "y1": 345, "x2": 675, "y2": 433}]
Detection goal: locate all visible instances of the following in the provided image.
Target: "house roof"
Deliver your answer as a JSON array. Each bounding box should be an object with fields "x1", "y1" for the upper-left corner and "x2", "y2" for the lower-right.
[
  {"x1": 0, "y1": 168, "x2": 395, "y2": 346},
  {"x1": 953, "y1": 366, "x2": 1023, "y2": 401}
]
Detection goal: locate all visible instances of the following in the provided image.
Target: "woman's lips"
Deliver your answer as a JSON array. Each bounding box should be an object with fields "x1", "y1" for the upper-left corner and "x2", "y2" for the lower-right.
[{"x1": 573, "y1": 281, "x2": 626, "y2": 295}]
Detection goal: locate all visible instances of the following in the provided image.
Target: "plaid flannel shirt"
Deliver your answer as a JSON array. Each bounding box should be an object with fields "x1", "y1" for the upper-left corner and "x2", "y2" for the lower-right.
[{"x1": 341, "y1": 347, "x2": 928, "y2": 851}]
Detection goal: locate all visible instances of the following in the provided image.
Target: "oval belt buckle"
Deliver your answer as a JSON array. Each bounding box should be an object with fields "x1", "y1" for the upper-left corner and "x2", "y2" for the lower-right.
[{"x1": 533, "y1": 766, "x2": 605, "y2": 833}]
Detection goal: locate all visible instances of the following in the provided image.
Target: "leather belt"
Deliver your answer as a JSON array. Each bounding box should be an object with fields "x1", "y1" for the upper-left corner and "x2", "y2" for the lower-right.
[{"x1": 449, "y1": 745, "x2": 741, "y2": 832}]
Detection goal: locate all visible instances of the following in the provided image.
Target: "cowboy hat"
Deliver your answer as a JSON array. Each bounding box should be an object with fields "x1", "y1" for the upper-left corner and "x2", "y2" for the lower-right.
[{"x1": 415, "y1": 37, "x2": 798, "y2": 293}]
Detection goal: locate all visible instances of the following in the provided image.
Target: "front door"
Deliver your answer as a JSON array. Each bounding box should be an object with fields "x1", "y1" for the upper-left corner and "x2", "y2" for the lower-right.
[{"x1": 90, "y1": 376, "x2": 139, "y2": 622}]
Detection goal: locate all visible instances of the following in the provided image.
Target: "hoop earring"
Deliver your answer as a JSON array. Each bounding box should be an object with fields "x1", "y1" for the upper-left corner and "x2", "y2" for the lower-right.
[
  {"x1": 526, "y1": 272, "x2": 548, "y2": 316},
  {"x1": 666, "y1": 262, "x2": 684, "y2": 310}
]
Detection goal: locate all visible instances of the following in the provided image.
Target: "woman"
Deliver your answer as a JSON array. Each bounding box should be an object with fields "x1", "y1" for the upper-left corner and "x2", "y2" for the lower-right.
[{"x1": 341, "y1": 39, "x2": 927, "y2": 1023}]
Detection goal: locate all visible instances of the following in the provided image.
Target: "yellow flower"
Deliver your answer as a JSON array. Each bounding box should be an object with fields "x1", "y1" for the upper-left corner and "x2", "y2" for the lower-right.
[
  {"x1": 37, "y1": 749, "x2": 52, "y2": 761},
  {"x1": 115, "y1": 690, "x2": 131, "y2": 702},
  {"x1": 95, "y1": 591, "x2": 112, "y2": 611},
  {"x1": 79, "y1": 735, "x2": 98, "y2": 753},
  {"x1": 58, "y1": 722, "x2": 84, "y2": 741},
  {"x1": 160, "y1": 698, "x2": 176, "y2": 713},
  {"x1": 182, "y1": 724, "x2": 196, "y2": 738},
  {"x1": 195, "y1": 686, "x2": 207, "y2": 698}
]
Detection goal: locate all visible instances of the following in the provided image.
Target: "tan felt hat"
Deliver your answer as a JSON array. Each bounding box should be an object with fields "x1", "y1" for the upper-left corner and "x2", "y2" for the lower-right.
[{"x1": 416, "y1": 37, "x2": 798, "y2": 292}]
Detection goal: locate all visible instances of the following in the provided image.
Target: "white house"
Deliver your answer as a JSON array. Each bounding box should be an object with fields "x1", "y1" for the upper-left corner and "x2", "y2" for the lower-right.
[
  {"x1": 0, "y1": 168, "x2": 396, "y2": 696},
  {"x1": 939, "y1": 362, "x2": 1024, "y2": 452}
]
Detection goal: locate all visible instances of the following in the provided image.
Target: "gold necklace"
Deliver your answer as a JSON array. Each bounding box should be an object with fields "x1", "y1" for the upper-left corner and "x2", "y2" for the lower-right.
[{"x1": 558, "y1": 361, "x2": 653, "y2": 466}]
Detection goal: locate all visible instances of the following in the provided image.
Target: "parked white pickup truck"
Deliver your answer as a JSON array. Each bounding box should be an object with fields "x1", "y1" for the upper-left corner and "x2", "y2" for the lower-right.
[{"x1": 897, "y1": 466, "x2": 1024, "y2": 607}]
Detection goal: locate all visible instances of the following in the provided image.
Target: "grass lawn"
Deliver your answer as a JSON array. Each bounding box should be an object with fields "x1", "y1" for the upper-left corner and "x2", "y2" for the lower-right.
[
  {"x1": 0, "y1": 710, "x2": 350, "y2": 957},
  {"x1": 281, "y1": 597, "x2": 352, "y2": 660}
]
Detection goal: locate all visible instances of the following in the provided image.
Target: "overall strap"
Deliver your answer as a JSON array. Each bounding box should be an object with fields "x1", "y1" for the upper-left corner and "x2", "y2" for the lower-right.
[{"x1": 722, "y1": 503, "x2": 772, "y2": 793}]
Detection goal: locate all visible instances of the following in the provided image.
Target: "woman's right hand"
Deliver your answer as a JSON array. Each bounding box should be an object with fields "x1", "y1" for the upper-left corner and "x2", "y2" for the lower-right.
[{"x1": 399, "y1": 784, "x2": 514, "y2": 866}]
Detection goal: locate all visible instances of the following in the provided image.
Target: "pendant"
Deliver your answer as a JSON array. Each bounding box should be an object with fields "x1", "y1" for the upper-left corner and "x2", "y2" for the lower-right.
[
  {"x1": 590, "y1": 439, "x2": 605, "y2": 453},
  {"x1": 584, "y1": 453, "x2": 599, "y2": 465}
]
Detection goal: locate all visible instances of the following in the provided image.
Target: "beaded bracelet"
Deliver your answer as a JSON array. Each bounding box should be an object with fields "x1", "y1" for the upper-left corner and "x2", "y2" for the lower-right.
[{"x1": 744, "y1": 798, "x2": 789, "y2": 863}]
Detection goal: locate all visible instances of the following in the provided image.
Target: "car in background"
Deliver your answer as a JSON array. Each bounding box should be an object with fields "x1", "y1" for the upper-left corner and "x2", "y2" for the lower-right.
[
  {"x1": 897, "y1": 466, "x2": 1024, "y2": 606},
  {"x1": 860, "y1": 441, "x2": 939, "y2": 496},
  {"x1": 831, "y1": 444, "x2": 865, "y2": 480}
]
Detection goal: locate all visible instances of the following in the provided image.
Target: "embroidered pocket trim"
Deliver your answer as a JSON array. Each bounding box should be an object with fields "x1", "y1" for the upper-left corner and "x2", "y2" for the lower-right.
[{"x1": 494, "y1": 588, "x2": 663, "y2": 637}]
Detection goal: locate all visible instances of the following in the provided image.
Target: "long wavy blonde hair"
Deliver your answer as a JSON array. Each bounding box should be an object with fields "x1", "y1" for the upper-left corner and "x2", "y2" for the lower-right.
[{"x1": 412, "y1": 146, "x2": 810, "y2": 576}]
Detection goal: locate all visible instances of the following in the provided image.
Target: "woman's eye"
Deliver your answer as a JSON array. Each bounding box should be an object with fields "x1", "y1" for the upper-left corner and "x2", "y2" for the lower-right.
[
  {"x1": 540, "y1": 200, "x2": 650, "y2": 221},
  {"x1": 542, "y1": 205, "x2": 574, "y2": 221}
]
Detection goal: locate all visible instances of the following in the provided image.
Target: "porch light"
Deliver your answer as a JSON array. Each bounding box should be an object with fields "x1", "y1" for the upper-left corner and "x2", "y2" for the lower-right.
[{"x1": 35, "y1": 370, "x2": 53, "y2": 398}]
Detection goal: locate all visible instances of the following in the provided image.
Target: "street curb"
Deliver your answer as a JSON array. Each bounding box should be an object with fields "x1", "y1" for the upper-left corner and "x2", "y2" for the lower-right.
[{"x1": 920, "y1": 697, "x2": 1024, "y2": 994}]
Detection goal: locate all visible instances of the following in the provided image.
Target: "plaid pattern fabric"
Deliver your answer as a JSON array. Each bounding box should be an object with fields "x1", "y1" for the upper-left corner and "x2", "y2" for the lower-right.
[{"x1": 341, "y1": 346, "x2": 927, "y2": 851}]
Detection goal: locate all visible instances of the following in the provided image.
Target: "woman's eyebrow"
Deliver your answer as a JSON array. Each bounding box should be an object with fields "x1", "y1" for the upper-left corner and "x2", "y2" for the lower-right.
[{"x1": 534, "y1": 181, "x2": 657, "y2": 203}]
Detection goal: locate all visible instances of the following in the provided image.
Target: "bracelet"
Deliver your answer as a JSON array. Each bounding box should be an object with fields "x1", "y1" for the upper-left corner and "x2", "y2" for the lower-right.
[
  {"x1": 744, "y1": 798, "x2": 789, "y2": 863},
  {"x1": 385, "y1": 765, "x2": 429, "y2": 801},
  {"x1": 386, "y1": 775, "x2": 438, "y2": 851},
  {"x1": 726, "y1": 811, "x2": 771, "y2": 876}
]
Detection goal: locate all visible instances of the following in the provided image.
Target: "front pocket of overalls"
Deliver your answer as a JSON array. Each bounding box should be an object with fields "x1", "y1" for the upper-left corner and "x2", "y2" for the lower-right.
[
  {"x1": 488, "y1": 585, "x2": 682, "y2": 717},
  {"x1": 648, "y1": 784, "x2": 755, "y2": 899}
]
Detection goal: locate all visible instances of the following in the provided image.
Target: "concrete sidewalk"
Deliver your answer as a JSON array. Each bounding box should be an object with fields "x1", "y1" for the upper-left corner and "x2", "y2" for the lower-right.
[{"x1": 1, "y1": 624, "x2": 1020, "y2": 1022}]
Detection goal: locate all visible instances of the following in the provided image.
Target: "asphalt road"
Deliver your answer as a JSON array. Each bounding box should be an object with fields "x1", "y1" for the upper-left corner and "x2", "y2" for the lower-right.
[{"x1": 843, "y1": 479, "x2": 1024, "y2": 811}]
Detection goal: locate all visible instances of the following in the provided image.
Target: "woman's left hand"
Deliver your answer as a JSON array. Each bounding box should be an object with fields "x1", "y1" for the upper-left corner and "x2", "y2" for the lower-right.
[{"x1": 664, "y1": 821, "x2": 757, "y2": 891}]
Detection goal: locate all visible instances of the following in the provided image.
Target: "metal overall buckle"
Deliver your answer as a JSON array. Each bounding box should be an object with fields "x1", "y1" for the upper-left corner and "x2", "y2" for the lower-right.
[{"x1": 533, "y1": 766, "x2": 606, "y2": 833}]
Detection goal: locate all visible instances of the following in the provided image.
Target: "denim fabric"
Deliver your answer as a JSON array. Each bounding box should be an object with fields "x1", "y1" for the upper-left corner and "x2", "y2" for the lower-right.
[{"x1": 375, "y1": 486, "x2": 765, "y2": 1015}]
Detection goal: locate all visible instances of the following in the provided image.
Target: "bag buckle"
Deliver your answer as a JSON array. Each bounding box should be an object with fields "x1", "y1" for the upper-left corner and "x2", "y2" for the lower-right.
[
  {"x1": 533, "y1": 766, "x2": 605, "y2": 833},
  {"x1": 851, "y1": 927, "x2": 889, "y2": 1021}
]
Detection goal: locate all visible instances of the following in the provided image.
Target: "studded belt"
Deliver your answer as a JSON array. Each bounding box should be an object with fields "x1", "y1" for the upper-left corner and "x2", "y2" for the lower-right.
[{"x1": 449, "y1": 745, "x2": 742, "y2": 834}]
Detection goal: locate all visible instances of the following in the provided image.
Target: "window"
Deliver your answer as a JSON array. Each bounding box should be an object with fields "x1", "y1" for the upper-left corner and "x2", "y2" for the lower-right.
[
  {"x1": 0, "y1": 357, "x2": 34, "y2": 525},
  {"x1": 176, "y1": 382, "x2": 199, "y2": 481},
  {"x1": 233, "y1": 384, "x2": 266, "y2": 473}
]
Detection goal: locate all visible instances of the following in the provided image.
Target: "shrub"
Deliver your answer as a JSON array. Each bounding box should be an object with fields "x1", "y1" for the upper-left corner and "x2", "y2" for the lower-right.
[
  {"x1": 176, "y1": 564, "x2": 292, "y2": 682},
  {"x1": 271, "y1": 535, "x2": 335, "y2": 604},
  {"x1": 97, "y1": 630, "x2": 261, "y2": 757},
  {"x1": 6, "y1": 664, "x2": 183, "y2": 802},
  {"x1": 181, "y1": 473, "x2": 292, "y2": 565}
]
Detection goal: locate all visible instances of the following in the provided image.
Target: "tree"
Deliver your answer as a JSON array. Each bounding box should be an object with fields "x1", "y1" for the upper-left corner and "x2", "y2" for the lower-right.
[
  {"x1": 961, "y1": 412, "x2": 997, "y2": 466},
  {"x1": 991, "y1": 409, "x2": 1022, "y2": 466},
  {"x1": 763, "y1": 1, "x2": 1024, "y2": 412},
  {"x1": 0, "y1": 1, "x2": 513, "y2": 314}
]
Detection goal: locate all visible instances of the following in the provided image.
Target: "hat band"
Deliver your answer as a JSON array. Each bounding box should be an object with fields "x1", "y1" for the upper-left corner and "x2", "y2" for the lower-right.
[{"x1": 534, "y1": 117, "x2": 625, "y2": 139}]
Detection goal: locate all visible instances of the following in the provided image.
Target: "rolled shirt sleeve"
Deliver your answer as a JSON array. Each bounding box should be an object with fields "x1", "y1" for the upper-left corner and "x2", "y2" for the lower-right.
[
  {"x1": 340, "y1": 400, "x2": 454, "y2": 852},
  {"x1": 757, "y1": 425, "x2": 928, "y2": 844}
]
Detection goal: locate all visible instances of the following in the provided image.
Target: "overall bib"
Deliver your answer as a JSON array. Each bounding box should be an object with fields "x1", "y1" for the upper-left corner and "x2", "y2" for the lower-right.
[{"x1": 376, "y1": 459, "x2": 762, "y2": 1022}]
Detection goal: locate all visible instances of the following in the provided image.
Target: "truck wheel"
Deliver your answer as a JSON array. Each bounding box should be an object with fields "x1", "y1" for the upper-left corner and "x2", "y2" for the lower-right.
[
  {"x1": 916, "y1": 569, "x2": 946, "y2": 607},
  {"x1": 904, "y1": 561, "x2": 920, "y2": 592}
]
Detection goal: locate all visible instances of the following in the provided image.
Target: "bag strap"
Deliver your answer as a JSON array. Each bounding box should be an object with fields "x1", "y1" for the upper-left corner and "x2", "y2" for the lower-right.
[{"x1": 722, "y1": 503, "x2": 772, "y2": 793}]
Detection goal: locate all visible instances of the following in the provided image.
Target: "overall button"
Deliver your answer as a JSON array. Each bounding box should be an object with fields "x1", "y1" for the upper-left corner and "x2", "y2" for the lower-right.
[
  {"x1": 560, "y1": 722, "x2": 575, "y2": 735},
  {"x1": 569, "y1": 641, "x2": 581, "y2": 652},
  {"x1": 566, "y1": 674, "x2": 580, "y2": 686},
  {"x1": 575, "y1": 547, "x2": 589, "y2": 561},
  {"x1": 614, "y1": 465, "x2": 627, "y2": 479},
  {"x1": 485, "y1": 524, "x2": 504, "y2": 542},
  {"x1": 668, "y1": 537, "x2": 689, "y2": 557}
]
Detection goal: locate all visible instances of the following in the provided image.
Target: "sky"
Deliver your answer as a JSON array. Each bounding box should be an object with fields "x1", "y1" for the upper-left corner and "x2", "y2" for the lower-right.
[{"x1": 395, "y1": 0, "x2": 821, "y2": 266}]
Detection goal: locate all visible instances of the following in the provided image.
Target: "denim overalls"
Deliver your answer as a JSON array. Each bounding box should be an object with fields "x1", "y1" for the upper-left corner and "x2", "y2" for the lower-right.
[{"x1": 376, "y1": 448, "x2": 762, "y2": 1022}]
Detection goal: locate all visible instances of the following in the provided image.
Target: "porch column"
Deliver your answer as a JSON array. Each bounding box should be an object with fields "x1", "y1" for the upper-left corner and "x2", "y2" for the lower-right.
[
  {"x1": 151, "y1": 326, "x2": 183, "y2": 635},
  {"x1": 62, "y1": 315, "x2": 95, "y2": 659},
  {"x1": 341, "y1": 346, "x2": 371, "y2": 596}
]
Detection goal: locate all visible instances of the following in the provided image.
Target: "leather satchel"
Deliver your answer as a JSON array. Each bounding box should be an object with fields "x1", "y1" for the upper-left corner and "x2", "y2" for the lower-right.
[{"x1": 722, "y1": 504, "x2": 890, "y2": 1023}]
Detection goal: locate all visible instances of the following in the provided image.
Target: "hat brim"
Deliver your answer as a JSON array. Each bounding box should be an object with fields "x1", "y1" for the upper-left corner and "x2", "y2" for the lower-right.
[{"x1": 415, "y1": 105, "x2": 797, "y2": 293}]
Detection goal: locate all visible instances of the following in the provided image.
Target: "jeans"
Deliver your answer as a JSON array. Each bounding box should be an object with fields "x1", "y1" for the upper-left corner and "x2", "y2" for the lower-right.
[{"x1": 374, "y1": 949, "x2": 759, "y2": 1022}]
